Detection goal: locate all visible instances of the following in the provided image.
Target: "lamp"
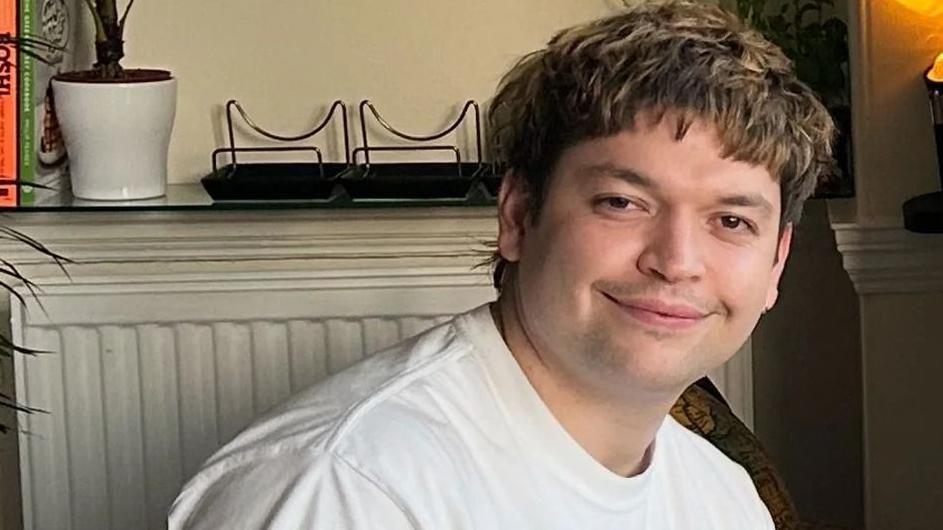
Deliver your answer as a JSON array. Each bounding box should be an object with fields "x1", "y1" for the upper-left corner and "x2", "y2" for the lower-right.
[{"x1": 902, "y1": 53, "x2": 943, "y2": 232}]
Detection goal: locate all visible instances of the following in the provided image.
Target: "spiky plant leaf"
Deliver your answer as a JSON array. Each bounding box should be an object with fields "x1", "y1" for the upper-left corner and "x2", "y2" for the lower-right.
[{"x1": 0, "y1": 190, "x2": 71, "y2": 433}]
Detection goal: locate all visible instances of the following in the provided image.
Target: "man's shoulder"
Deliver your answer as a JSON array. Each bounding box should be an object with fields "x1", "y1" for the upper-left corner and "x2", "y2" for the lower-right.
[
  {"x1": 169, "y1": 442, "x2": 418, "y2": 529},
  {"x1": 657, "y1": 416, "x2": 773, "y2": 526},
  {"x1": 171, "y1": 312, "x2": 500, "y2": 527},
  {"x1": 187, "y1": 315, "x2": 483, "y2": 483}
]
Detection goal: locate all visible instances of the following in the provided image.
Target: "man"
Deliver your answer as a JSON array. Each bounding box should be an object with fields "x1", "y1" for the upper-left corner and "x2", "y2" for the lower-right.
[{"x1": 170, "y1": 1, "x2": 834, "y2": 528}]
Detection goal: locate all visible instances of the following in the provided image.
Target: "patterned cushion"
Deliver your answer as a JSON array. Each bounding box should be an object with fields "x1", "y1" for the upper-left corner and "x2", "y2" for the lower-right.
[
  {"x1": 671, "y1": 380, "x2": 852, "y2": 529},
  {"x1": 671, "y1": 380, "x2": 801, "y2": 529}
]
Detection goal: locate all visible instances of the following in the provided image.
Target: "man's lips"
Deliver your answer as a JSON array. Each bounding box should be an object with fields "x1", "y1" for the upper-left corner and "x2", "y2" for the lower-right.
[{"x1": 602, "y1": 293, "x2": 711, "y2": 330}]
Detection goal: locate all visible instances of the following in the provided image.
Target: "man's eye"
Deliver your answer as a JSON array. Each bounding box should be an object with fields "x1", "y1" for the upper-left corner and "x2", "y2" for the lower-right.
[
  {"x1": 718, "y1": 215, "x2": 752, "y2": 232},
  {"x1": 602, "y1": 197, "x2": 633, "y2": 210}
]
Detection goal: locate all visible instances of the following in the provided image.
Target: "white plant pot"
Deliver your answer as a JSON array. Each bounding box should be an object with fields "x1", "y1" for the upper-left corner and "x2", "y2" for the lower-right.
[{"x1": 52, "y1": 76, "x2": 177, "y2": 200}]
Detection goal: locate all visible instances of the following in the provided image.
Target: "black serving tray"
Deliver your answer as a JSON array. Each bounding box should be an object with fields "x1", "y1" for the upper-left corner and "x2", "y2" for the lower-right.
[
  {"x1": 480, "y1": 175, "x2": 502, "y2": 199},
  {"x1": 201, "y1": 162, "x2": 350, "y2": 201},
  {"x1": 341, "y1": 162, "x2": 489, "y2": 200}
]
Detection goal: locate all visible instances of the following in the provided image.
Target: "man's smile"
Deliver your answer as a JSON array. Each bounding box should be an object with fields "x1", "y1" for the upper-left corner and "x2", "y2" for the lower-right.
[{"x1": 600, "y1": 291, "x2": 712, "y2": 331}]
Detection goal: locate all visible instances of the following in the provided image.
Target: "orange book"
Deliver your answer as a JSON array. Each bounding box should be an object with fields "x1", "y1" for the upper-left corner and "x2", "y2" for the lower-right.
[{"x1": 0, "y1": 0, "x2": 17, "y2": 206}]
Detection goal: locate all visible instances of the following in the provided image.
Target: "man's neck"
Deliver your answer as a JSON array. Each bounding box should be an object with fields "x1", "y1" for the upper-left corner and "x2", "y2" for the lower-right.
[{"x1": 491, "y1": 296, "x2": 677, "y2": 477}]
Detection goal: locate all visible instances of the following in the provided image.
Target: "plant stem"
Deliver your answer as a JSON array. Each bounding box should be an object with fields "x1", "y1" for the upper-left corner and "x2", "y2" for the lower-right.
[{"x1": 92, "y1": 0, "x2": 125, "y2": 78}]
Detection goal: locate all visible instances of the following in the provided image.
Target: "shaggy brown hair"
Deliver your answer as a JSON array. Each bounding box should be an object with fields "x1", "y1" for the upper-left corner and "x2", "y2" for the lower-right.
[{"x1": 487, "y1": 0, "x2": 836, "y2": 288}]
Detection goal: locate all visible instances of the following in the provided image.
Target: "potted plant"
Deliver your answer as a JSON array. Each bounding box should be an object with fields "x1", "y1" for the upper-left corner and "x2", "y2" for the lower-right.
[
  {"x1": 719, "y1": 0, "x2": 852, "y2": 197},
  {"x1": 10, "y1": 0, "x2": 177, "y2": 201}
]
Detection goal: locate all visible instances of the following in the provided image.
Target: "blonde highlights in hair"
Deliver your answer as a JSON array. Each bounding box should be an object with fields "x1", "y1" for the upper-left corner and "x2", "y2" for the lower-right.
[{"x1": 489, "y1": 0, "x2": 835, "y2": 224}]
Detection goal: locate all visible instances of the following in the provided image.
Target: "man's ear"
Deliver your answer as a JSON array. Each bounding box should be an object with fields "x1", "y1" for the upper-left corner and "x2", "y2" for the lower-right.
[
  {"x1": 765, "y1": 222, "x2": 794, "y2": 310},
  {"x1": 497, "y1": 170, "x2": 531, "y2": 263}
]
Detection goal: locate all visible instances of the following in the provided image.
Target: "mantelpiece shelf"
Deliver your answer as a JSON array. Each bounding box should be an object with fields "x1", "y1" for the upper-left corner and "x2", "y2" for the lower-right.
[{"x1": 4, "y1": 183, "x2": 496, "y2": 213}]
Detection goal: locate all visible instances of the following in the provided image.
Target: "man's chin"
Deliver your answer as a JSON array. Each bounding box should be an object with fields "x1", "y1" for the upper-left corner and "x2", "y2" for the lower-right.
[
  {"x1": 588, "y1": 351, "x2": 705, "y2": 398},
  {"x1": 620, "y1": 371, "x2": 703, "y2": 398}
]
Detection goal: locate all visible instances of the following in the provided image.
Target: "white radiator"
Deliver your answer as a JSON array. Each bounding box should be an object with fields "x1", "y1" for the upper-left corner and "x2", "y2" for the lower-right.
[
  {"x1": 14, "y1": 269, "x2": 494, "y2": 530},
  {"x1": 5, "y1": 209, "x2": 752, "y2": 530}
]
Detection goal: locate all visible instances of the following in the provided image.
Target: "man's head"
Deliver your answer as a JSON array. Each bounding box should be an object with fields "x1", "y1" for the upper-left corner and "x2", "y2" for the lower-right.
[{"x1": 489, "y1": 1, "x2": 835, "y2": 398}]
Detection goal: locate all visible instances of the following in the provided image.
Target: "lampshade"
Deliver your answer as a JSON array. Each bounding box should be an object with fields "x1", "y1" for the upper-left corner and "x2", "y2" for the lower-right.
[
  {"x1": 903, "y1": 52, "x2": 943, "y2": 233},
  {"x1": 930, "y1": 53, "x2": 943, "y2": 84}
]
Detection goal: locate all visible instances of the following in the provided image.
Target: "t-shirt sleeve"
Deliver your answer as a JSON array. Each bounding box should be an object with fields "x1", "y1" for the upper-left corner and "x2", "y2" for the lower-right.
[{"x1": 168, "y1": 450, "x2": 417, "y2": 530}]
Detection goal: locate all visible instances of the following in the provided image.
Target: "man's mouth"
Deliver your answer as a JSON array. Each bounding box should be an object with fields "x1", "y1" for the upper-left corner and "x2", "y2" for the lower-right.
[{"x1": 601, "y1": 293, "x2": 710, "y2": 331}]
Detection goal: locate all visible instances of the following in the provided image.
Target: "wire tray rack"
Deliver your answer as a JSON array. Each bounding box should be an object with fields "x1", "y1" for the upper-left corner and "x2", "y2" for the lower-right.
[{"x1": 202, "y1": 98, "x2": 499, "y2": 204}]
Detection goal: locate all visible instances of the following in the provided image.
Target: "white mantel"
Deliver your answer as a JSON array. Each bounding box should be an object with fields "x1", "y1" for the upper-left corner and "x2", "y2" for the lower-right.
[
  {"x1": 0, "y1": 207, "x2": 498, "y2": 271},
  {"x1": 829, "y1": 219, "x2": 943, "y2": 529},
  {"x1": 832, "y1": 222, "x2": 943, "y2": 294}
]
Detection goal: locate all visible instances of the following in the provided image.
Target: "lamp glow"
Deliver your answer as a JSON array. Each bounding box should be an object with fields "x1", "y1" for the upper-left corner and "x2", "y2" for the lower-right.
[
  {"x1": 929, "y1": 53, "x2": 943, "y2": 83},
  {"x1": 894, "y1": 0, "x2": 943, "y2": 17}
]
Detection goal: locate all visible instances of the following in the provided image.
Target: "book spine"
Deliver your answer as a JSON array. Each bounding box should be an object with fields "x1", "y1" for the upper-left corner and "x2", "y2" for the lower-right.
[
  {"x1": 0, "y1": 0, "x2": 17, "y2": 206},
  {"x1": 18, "y1": 0, "x2": 32, "y2": 205}
]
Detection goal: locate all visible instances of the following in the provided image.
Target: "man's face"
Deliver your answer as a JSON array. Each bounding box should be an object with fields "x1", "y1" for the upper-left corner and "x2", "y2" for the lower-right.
[{"x1": 497, "y1": 114, "x2": 792, "y2": 398}]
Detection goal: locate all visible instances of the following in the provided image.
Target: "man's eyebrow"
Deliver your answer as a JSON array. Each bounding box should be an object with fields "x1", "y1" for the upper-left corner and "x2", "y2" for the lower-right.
[
  {"x1": 582, "y1": 164, "x2": 776, "y2": 217},
  {"x1": 580, "y1": 164, "x2": 659, "y2": 189},
  {"x1": 717, "y1": 194, "x2": 776, "y2": 218}
]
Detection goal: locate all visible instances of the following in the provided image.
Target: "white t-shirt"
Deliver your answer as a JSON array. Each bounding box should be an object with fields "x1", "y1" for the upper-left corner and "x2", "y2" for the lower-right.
[{"x1": 170, "y1": 304, "x2": 774, "y2": 529}]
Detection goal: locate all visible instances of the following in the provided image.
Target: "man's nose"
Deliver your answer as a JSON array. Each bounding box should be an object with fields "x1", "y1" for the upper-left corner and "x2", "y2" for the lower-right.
[{"x1": 636, "y1": 212, "x2": 706, "y2": 284}]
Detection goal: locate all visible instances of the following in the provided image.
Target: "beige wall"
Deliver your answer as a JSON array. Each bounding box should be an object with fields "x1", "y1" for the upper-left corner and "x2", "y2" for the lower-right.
[
  {"x1": 844, "y1": 1, "x2": 943, "y2": 528},
  {"x1": 104, "y1": 0, "x2": 617, "y2": 182}
]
